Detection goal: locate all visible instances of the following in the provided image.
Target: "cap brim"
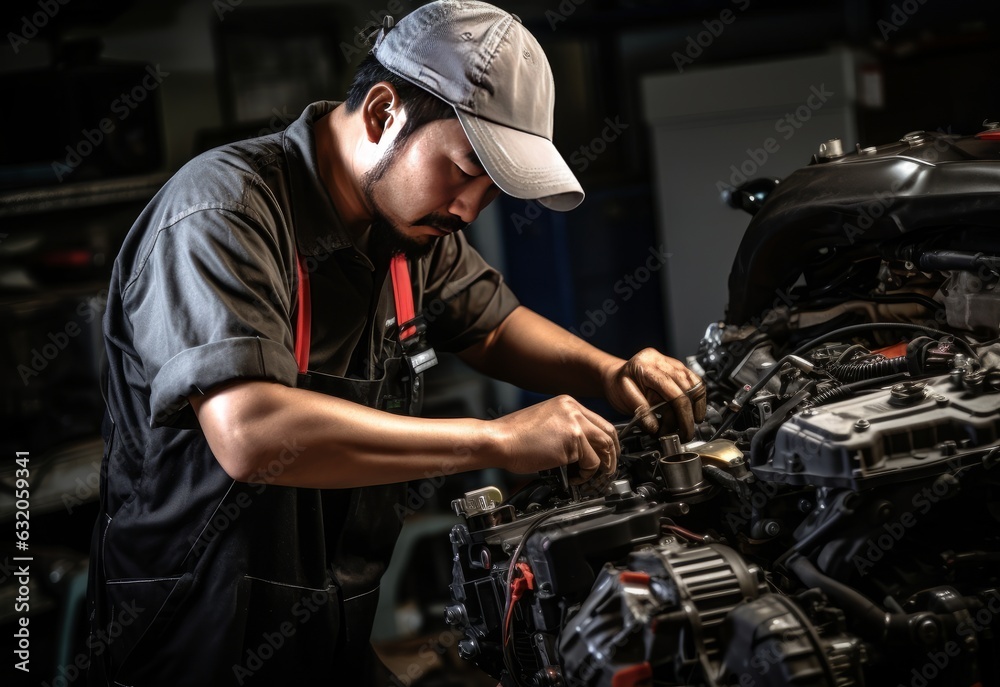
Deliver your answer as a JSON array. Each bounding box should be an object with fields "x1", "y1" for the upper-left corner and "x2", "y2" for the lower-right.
[{"x1": 456, "y1": 111, "x2": 584, "y2": 212}]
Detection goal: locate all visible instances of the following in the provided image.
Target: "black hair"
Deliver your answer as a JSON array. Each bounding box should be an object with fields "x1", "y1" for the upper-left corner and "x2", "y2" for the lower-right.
[{"x1": 344, "y1": 54, "x2": 456, "y2": 141}]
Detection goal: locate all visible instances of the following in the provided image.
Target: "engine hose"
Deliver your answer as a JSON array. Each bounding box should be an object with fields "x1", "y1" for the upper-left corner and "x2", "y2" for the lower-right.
[
  {"x1": 749, "y1": 389, "x2": 812, "y2": 467},
  {"x1": 786, "y1": 553, "x2": 911, "y2": 643},
  {"x1": 710, "y1": 324, "x2": 977, "y2": 441},
  {"x1": 789, "y1": 322, "x2": 978, "y2": 360},
  {"x1": 807, "y1": 372, "x2": 910, "y2": 407},
  {"x1": 826, "y1": 355, "x2": 908, "y2": 383},
  {"x1": 809, "y1": 384, "x2": 852, "y2": 406}
]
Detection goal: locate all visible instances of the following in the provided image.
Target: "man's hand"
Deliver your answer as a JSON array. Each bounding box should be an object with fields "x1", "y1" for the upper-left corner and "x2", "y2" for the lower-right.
[
  {"x1": 601, "y1": 348, "x2": 706, "y2": 441},
  {"x1": 490, "y1": 395, "x2": 619, "y2": 483}
]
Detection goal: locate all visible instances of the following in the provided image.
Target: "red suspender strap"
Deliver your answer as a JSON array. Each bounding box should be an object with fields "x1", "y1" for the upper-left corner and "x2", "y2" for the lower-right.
[
  {"x1": 294, "y1": 254, "x2": 311, "y2": 374},
  {"x1": 296, "y1": 253, "x2": 416, "y2": 374},
  {"x1": 390, "y1": 254, "x2": 417, "y2": 341}
]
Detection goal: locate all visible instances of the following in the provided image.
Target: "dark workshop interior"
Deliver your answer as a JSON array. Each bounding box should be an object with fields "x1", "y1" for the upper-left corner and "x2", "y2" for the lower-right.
[{"x1": 2, "y1": 0, "x2": 1000, "y2": 685}]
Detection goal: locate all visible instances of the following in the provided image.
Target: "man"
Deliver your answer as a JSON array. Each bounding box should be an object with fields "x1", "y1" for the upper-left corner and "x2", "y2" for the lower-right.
[{"x1": 87, "y1": 1, "x2": 705, "y2": 684}]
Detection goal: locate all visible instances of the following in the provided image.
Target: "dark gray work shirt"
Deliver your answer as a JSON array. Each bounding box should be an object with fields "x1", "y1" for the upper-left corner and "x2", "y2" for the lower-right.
[
  {"x1": 109, "y1": 99, "x2": 518, "y2": 432},
  {"x1": 91, "y1": 101, "x2": 519, "y2": 685}
]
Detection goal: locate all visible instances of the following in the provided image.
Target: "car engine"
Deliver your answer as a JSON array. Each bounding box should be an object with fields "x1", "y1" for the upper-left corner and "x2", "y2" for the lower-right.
[{"x1": 446, "y1": 127, "x2": 1000, "y2": 686}]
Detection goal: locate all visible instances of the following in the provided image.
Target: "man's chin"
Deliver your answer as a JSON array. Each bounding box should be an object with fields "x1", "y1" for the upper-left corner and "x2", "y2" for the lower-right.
[
  {"x1": 398, "y1": 238, "x2": 437, "y2": 261},
  {"x1": 372, "y1": 228, "x2": 436, "y2": 262}
]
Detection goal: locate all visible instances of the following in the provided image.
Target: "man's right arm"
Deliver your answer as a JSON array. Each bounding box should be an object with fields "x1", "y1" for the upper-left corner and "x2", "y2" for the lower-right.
[{"x1": 189, "y1": 380, "x2": 618, "y2": 488}]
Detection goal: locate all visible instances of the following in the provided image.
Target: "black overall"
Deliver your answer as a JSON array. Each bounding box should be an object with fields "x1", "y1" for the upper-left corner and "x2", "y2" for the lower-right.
[{"x1": 88, "y1": 257, "x2": 425, "y2": 686}]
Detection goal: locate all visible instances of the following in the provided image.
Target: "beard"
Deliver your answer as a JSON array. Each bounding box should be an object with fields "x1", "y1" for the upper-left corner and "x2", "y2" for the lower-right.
[{"x1": 360, "y1": 135, "x2": 469, "y2": 264}]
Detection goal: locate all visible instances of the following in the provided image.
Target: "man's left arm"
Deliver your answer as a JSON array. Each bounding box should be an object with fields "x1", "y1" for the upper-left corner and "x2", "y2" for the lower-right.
[{"x1": 458, "y1": 305, "x2": 706, "y2": 440}]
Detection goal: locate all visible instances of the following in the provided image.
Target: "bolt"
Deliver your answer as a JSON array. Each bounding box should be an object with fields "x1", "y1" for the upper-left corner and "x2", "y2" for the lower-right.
[
  {"x1": 876, "y1": 501, "x2": 893, "y2": 522},
  {"x1": 915, "y1": 617, "x2": 940, "y2": 646},
  {"x1": 458, "y1": 638, "x2": 480, "y2": 659},
  {"x1": 444, "y1": 604, "x2": 467, "y2": 626},
  {"x1": 855, "y1": 419, "x2": 871, "y2": 432}
]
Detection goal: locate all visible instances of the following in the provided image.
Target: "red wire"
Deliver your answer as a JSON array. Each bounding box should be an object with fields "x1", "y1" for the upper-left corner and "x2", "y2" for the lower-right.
[{"x1": 503, "y1": 562, "x2": 535, "y2": 645}]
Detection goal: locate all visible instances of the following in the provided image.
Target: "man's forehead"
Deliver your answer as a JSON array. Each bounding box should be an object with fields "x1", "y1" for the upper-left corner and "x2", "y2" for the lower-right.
[{"x1": 411, "y1": 117, "x2": 485, "y2": 169}]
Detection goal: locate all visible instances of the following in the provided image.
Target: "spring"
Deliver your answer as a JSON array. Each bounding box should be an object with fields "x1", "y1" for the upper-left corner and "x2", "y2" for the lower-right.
[{"x1": 826, "y1": 356, "x2": 907, "y2": 383}]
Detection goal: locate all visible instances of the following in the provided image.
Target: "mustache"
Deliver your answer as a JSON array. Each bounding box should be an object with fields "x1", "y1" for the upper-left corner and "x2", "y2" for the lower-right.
[{"x1": 412, "y1": 213, "x2": 469, "y2": 235}]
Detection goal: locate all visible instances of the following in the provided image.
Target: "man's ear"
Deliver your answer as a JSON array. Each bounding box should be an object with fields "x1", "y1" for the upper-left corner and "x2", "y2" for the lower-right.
[{"x1": 362, "y1": 82, "x2": 400, "y2": 144}]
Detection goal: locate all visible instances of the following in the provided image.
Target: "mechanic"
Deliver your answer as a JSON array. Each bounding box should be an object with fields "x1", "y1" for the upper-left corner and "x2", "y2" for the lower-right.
[{"x1": 86, "y1": 1, "x2": 705, "y2": 685}]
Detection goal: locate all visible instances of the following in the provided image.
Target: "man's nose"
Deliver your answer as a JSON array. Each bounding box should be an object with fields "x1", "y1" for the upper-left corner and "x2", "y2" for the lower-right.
[{"x1": 449, "y1": 176, "x2": 499, "y2": 224}]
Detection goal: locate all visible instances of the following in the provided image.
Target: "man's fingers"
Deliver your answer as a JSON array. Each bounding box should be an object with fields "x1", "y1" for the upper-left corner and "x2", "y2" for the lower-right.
[
  {"x1": 573, "y1": 416, "x2": 616, "y2": 480},
  {"x1": 579, "y1": 404, "x2": 620, "y2": 458},
  {"x1": 570, "y1": 440, "x2": 600, "y2": 484},
  {"x1": 688, "y1": 381, "x2": 707, "y2": 423},
  {"x1": 616, "y1": 376, "x2": 660, "y2": 435},
  {"x1": 668, "y1": 391, "x2": 696, "y2": 442},
  {"x1": 639, "y1": 364, "x2": 686, "y2": 409},
  {"x1": 637, "y1": 360, "x2": 706, "y2": 440}
]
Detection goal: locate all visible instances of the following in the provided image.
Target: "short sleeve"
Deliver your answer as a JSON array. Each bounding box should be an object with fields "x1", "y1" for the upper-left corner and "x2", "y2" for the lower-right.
[
  {"x1": 123, "y1": 208, "x2": 298, "y2": 427},
  {"x1": 418, "y1": 232, "x2": 520, "y2": 352}
]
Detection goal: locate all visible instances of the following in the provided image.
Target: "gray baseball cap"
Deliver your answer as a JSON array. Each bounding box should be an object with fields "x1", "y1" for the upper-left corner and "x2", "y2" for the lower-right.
[{"x1": 370, "y1": 0, "x2": 584, "y2": 211}]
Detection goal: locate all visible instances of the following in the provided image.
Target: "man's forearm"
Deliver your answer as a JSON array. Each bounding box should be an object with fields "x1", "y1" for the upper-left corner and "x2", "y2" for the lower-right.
[
  {"x1": 192, "y1": 381, "x2": 500, "y2": 489},
  {"x1": 459, "y1": 306, "x2": 622, "y2": 398}
]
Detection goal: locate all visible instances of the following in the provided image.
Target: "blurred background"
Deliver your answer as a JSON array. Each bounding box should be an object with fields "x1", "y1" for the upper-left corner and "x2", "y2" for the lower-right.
[{"x1": 1, "y1": 0, "x2": 999, "y2": 684}]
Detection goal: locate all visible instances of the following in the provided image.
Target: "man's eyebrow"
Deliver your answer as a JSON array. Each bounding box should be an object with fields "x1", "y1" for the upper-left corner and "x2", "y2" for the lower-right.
[{"x1": 465, "y1": 150, "x2": 485, "y2": 170}]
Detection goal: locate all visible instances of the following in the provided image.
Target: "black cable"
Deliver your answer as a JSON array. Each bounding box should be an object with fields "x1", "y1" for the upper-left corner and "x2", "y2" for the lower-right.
[
  {"x1": 774, "y1": 494, "x2": 856, "y2": 570},
  {"x1": 844, "y1": 290, "x2": 944, "y2": 313},
  {"x1": 827, "y1": 356, "x2": 908, "y2": 383},
  {"x1": 834, "y1": 343, "x2": 869, "y2": 364},
  {"x1": 807, "y1": 372, "x2": 910, "y2": 406},
  {"x1": 709, "y1": 353, "x2": 808, "y2": 441},
  {"x1": 709, "y1": 323, "x2": 978, "y2": 441},
  {"x1": 788, "y1": 322, "x2": 977, "y2": 360},
  {"x1": 500, "y1": 504, "x2": 592, "y2": 685},
  {"x1": 748, "y1": 389, "x2": 812, "y2": 467}
]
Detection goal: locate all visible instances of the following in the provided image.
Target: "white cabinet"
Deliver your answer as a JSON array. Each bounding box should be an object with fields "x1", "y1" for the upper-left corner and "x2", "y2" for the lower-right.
[{"x1": 642, "y1": 49, "x2": 860, "y2": 355}]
